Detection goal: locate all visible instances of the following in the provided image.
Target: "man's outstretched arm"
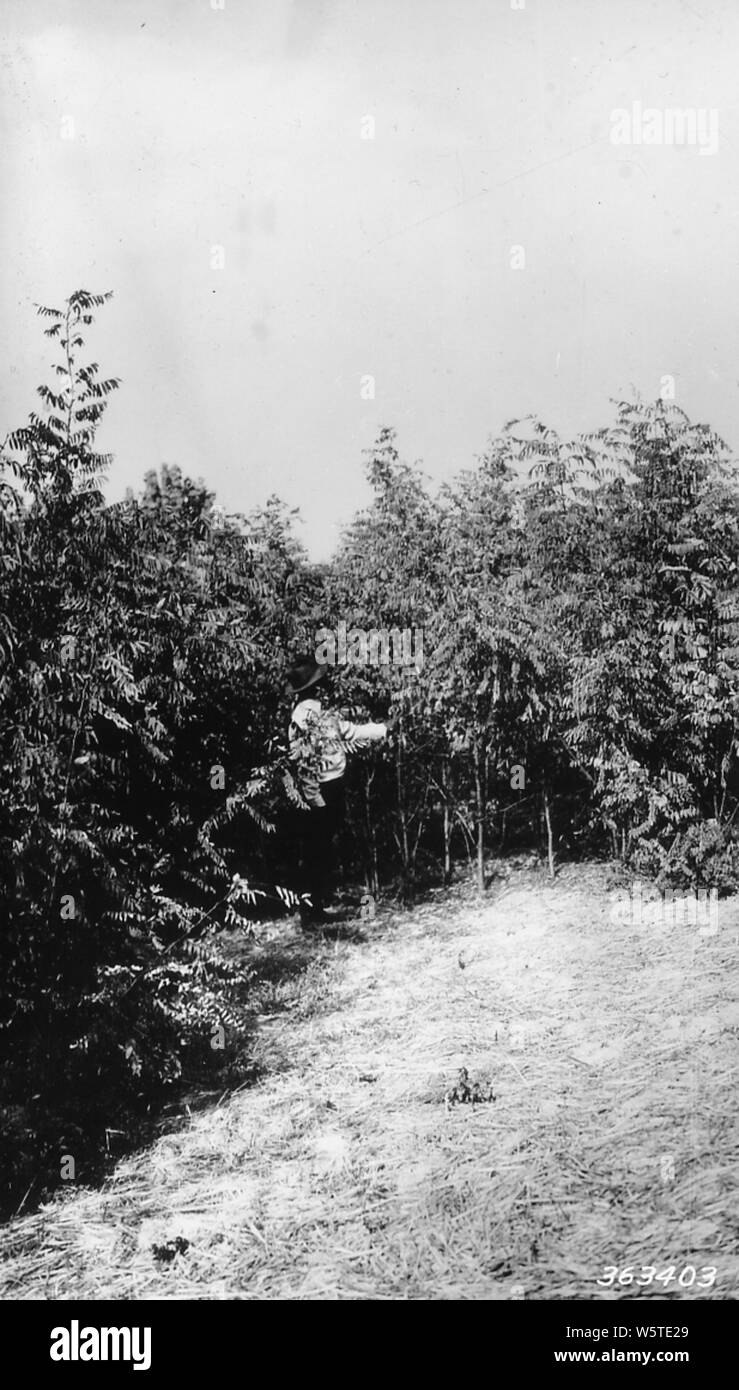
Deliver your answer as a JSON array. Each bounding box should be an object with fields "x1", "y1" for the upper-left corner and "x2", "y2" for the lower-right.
[{"x1": 337, "y1": 713, "x2": 396, "y2": 749}]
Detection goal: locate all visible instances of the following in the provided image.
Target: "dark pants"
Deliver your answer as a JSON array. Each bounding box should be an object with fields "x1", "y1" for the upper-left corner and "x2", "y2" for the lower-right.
[{"x1": 293, "y1": 777, "x2": 346, "y2": 915}]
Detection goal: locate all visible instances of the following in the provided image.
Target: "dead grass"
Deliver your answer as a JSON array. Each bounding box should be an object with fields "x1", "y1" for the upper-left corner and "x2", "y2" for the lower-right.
[{"x1": 1, "y1": 862, "x2": 737, "y2": 1300}]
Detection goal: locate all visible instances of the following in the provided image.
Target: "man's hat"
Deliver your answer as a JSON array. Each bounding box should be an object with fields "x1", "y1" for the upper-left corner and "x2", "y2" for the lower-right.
[{"x1": 287, "y1": 654, "x2": 330, "y2": 695}]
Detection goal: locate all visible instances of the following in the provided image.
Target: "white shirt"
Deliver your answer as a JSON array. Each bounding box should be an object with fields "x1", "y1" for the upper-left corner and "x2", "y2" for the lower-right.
[{"x1": 289, "y1": 698, "x2": 388, "y2": 787}]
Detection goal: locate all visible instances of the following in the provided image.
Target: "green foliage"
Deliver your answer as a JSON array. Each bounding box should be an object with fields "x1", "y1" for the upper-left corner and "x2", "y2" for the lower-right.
[
  {"x1": 4, "y1": 294, "x2": 739, "y2": 1215},
  {"x1": 0, "y1": 293, "x2": 305, "y2": 1213}
]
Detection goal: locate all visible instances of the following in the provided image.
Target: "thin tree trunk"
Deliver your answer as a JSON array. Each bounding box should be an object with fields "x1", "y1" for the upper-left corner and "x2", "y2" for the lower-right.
[
  {"x1": 409, "y1": 777, "x2": 431, "y2": 878},
  {"x1": 442, "y1": 756, "x2": 451, "y2": 885},
  {"x1": 364, "y1": 768, "x2": 379, "y2": 898},
  {"x1": 473, "y1": 742, "x2": 486, "y2": 893},
  {"x1": 543, "y1": 785, "x2": 555, "y2": 879},
  {"x1": 396, "y1": 723, "x2": 411, "y2": 897}
]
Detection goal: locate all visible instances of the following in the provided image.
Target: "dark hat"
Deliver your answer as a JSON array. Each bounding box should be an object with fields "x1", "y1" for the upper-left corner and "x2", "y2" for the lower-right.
[{"x1": 287, "y1": 655, "x2": 330, "y2": 695}]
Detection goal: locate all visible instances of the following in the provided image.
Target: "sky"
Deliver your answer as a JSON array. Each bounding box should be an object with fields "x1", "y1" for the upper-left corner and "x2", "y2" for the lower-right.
[{"x1": 2, "y1": 0, "x2": 739, "y2": 558}]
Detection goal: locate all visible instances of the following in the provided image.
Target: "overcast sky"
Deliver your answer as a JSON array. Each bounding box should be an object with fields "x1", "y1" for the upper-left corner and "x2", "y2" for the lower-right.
[{"x1": 2, "y1": 0, "x2": 739, "y2": 557}]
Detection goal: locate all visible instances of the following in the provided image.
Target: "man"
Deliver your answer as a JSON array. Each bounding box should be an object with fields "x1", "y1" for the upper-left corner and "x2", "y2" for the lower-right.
[{"x1": 286, "y1": 655, "x2": 394, "y2": 927}]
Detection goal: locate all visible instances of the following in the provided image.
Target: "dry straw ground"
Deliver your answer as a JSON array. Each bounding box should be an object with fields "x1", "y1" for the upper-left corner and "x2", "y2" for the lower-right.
[{"x1": 1, "y1": 862, "x2": 737, "y2": 1300}]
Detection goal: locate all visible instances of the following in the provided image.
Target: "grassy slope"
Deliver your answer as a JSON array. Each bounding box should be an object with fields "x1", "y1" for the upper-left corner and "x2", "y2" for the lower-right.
[{"x1": 1, "y1": 862, "x2": 737, "y2": 1301}]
